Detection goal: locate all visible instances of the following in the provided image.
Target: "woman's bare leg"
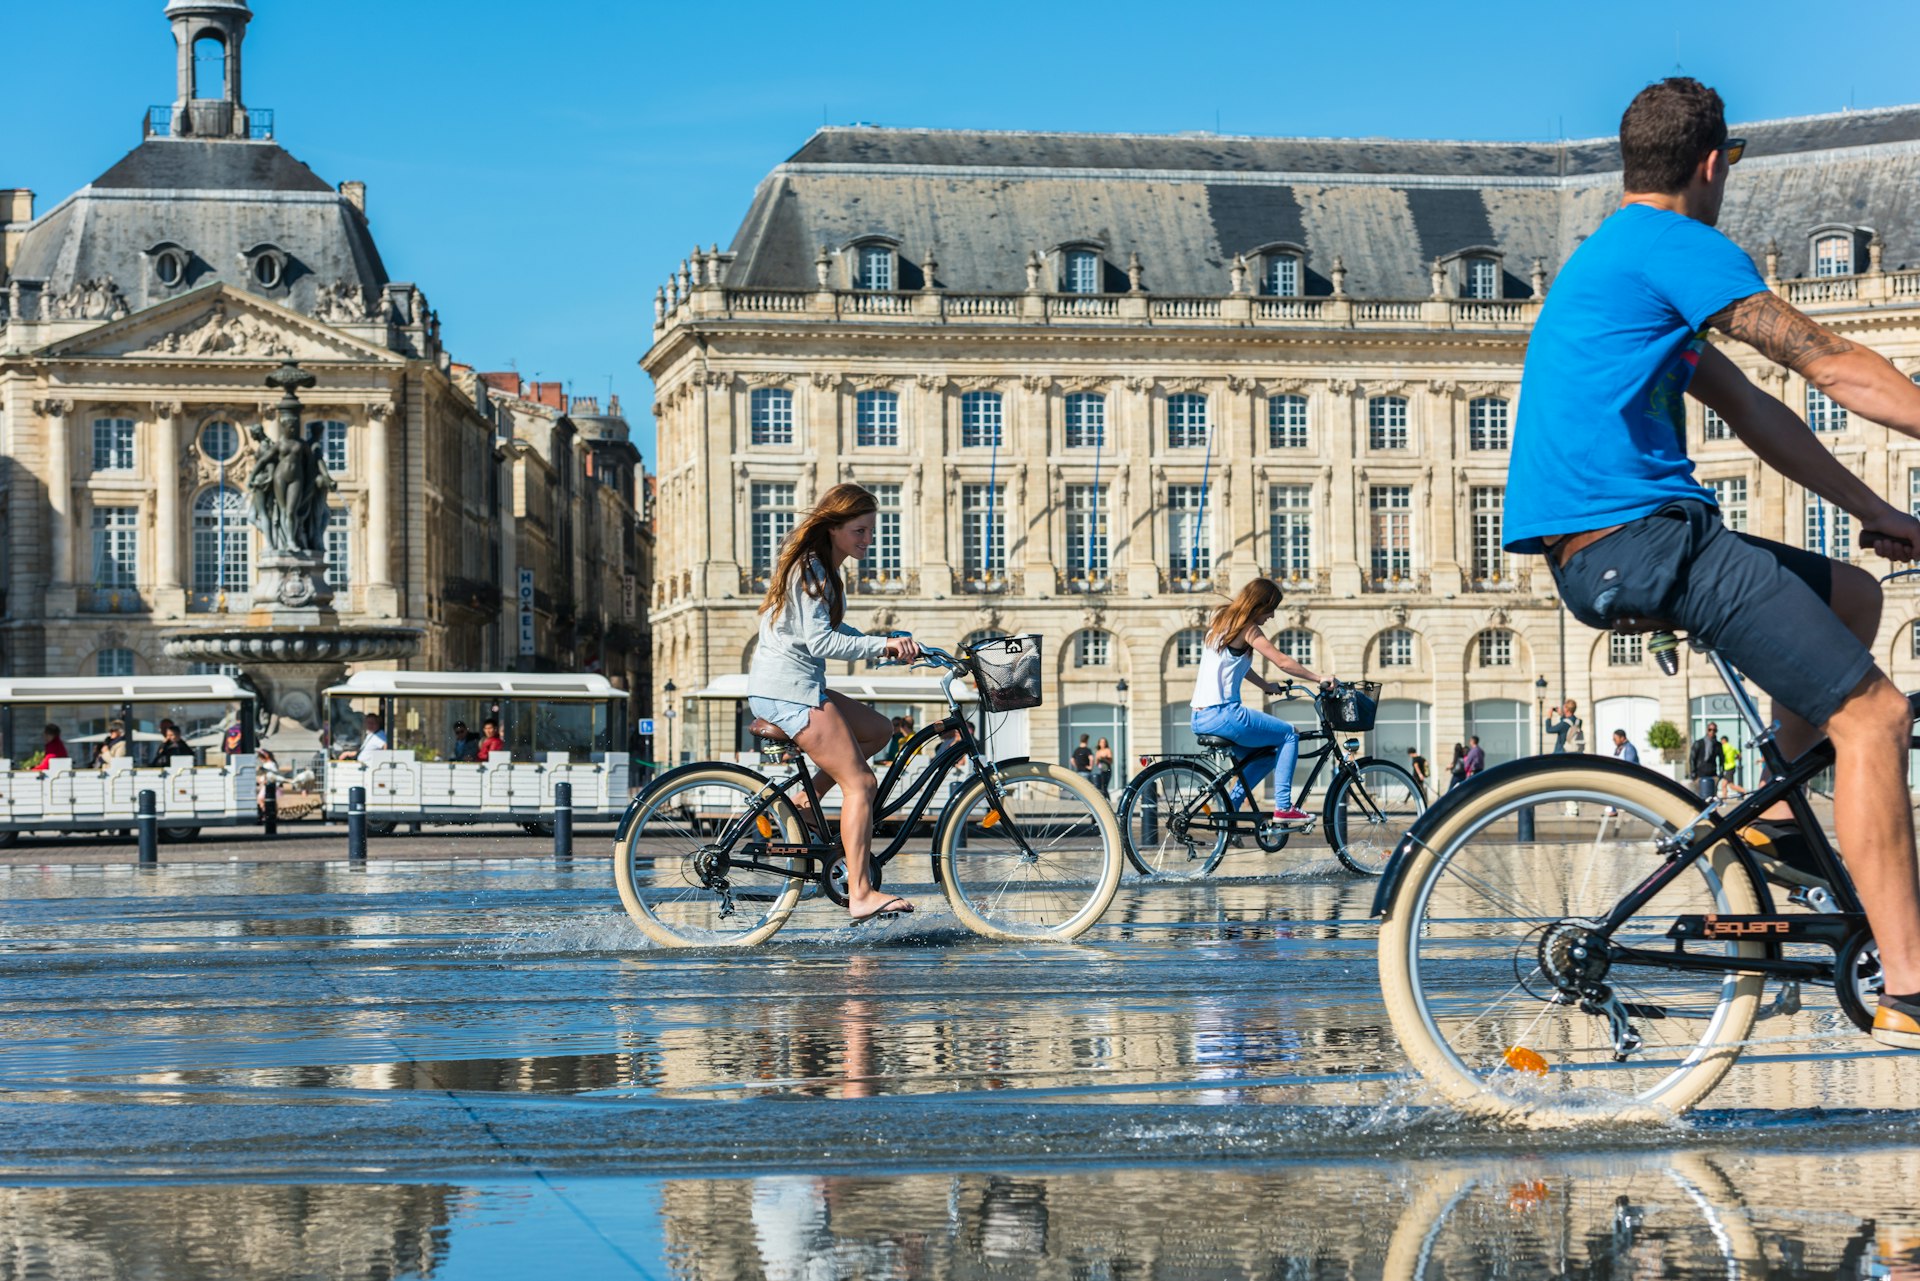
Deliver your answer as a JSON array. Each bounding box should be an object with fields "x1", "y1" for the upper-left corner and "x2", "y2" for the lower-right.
[
  {"x1": 792, "y1": 692, "x2": 892, "y2": 812},
  {"x1": 794, "y1": 694, "x2": 906, "y2": 917}
]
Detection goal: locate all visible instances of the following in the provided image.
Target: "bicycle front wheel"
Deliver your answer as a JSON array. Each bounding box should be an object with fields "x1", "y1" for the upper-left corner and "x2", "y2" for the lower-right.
[
  {"x1": 936, "y1": 761, "x2": 1122, "y2": 941},
  {"x1": 1117, "y1": 758, "x2": 1231, "y2": 880},
  {"x1": 1378, "y1": 759, "x2": 1766, "y2": 1125},
  {"x1": 1326, "y1": 758, "x2": 1427, "y2": 875},
  {"x1": 613, "y1": 765, "x2": 806, "y2": 948}
]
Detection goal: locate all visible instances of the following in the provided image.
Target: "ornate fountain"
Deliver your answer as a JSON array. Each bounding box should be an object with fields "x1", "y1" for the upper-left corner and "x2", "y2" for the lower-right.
[{"x1": 165, "y1": 360, "x2": 418, "y2": 746}]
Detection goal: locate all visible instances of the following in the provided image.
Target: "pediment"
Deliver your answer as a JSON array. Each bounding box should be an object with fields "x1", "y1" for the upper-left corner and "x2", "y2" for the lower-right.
[{"x1": 38, "y1": 284, "x2": 401, "y2": 364}]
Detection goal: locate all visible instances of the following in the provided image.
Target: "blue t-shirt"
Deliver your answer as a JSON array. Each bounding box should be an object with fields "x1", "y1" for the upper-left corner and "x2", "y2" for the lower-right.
[{"x1": 1504, "y1": 204, "x2": 1768, "y2": 553}]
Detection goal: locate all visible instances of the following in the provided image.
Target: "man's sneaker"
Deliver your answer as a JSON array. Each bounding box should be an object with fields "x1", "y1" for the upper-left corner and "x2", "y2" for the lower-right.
[
  {"x1": 1873, "y1": 994, "x2": 1920, "y2": 1049},
  {"x1": 1737, "y1": 818, "x2": 1831, "y2": 891}
]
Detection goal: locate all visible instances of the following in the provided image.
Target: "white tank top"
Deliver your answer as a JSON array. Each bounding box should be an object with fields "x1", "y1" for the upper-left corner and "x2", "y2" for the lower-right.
[{"x1": 1190, "y1": 640, "x2": 1253, "y2": 709}]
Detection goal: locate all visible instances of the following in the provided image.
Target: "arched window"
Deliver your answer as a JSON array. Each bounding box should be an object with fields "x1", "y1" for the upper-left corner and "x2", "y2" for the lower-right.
[
  {"x1": 1377, "y1": 628, "x2": 1416, "y2": 668},
  {"x1": 95, "y1": 647, "x2": 135, "y2": 678},
  {"x1": 1071, "y1": 629, "x2": 1112, "y2": 668},
  {"x1": 1476, "y1": 628, "x2": 1515, "y2": 667},
  {"x1": 1173, "y1": 628, "x2": 1205, "y2": 667},
  {"x1": 192, "y1": 34, "x2": 226, "y2": 100},
  {"x1": 191, "y1": 486, "x2": 250, "y2": 600}
]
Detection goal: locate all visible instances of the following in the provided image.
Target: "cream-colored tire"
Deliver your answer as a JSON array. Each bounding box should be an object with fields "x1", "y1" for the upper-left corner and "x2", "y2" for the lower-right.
[
  {"x1": 935, "y1": 761, "x2": 1122, "y2": 941},
  {"x1": 613, "y1": 765, "x2": 805, "y2": 948},
  {"x1": 1378, "y1": 760, "x2": 1765, "y2": 1126}
]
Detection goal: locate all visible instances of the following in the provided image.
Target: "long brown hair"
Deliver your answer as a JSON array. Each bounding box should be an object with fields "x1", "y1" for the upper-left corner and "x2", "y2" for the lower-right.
[
  {"x1": 758, "y1": 483, "x2": 878, "y2": 627},
  {"x1": 1204, "y1": 578, "x2": 1283, "y2": 650}
]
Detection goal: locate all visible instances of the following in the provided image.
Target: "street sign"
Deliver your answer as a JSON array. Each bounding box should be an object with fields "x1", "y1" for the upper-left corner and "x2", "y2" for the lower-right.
[{"x1": 638, "y1": 718, "x2": 655, "y2": 736}]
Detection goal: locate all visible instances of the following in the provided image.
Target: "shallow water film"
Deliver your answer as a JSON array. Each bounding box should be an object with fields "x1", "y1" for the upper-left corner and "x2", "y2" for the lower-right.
[{"x1": 3, "y1": 847, "x2": 1918, "y2": 1278}]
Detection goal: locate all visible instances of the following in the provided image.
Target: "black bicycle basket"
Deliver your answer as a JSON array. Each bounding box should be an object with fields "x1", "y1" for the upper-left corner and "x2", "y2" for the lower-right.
[
  {"x1": 1321, "y1": 680, "x2": 1381, "y2": 732},
  {"x1": 964, "y1": 634, "x2": 1044, "y2": 712}
]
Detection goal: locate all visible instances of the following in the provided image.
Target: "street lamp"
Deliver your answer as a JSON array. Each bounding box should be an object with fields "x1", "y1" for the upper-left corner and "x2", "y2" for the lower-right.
[
  {"x1": 1114, "y1": 677, "x2": 1130, "y2": 771},
  {"x1": 663, "y1": 678, "x2": 677, "y2": 766},
  {"x1": 1533, "y1": 675, "x2": 1549, "y2": 752}
]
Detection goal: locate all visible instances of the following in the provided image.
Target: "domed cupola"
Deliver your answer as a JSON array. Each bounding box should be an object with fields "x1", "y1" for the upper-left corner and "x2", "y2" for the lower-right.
[{"x1": 164, "y1": 0, "x2": 256, "y2": 140}]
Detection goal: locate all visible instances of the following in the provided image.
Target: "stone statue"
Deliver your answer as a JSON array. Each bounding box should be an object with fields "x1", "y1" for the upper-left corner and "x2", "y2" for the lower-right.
[{"x1": 246, "y1": 361, "x2": 333, "y2": 557}]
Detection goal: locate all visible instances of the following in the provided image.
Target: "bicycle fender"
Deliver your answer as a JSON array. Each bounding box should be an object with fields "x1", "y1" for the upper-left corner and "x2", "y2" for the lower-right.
[{"x1": 1367, "y1": 754, "x2": 1748, "y2": 918}]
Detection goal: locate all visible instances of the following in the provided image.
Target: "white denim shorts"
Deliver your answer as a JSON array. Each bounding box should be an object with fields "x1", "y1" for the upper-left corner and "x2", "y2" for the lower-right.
[{"x1": 748, "y1": 694, "x2": 821, "y2": 738}]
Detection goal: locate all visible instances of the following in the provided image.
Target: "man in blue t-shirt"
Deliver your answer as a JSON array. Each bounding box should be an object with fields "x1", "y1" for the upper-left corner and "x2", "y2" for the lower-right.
[{"x1": 1508, "y1": 77, "x2": 1920, "y2": 1049}]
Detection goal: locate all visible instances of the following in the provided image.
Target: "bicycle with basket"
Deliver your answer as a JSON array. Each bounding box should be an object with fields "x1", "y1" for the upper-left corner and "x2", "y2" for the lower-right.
[{"x1": 613, "y1": 634, "x2": 1122, "y2": 946}]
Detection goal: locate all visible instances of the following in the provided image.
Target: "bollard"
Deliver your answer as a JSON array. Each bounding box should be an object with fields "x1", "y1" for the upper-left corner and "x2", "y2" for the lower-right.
[
  {"x1": 1516, "y1": 805, "x2": 1536, "y2": 843},
  {"x1": 1140, "y1": 790, "x2": 1159, "y2": 845},
  {"x1": 347, "y1": 785, "x2": 367, "y2": 861},
  {"x1": 262, "y1": 781, "x2": 279, "y2": 837},
  {"x1": 553, "y1": 780, "x2": 573, "y2": 860},
  {"x1": 136, "y1": 788, "x2": 158, "y2": 865}
]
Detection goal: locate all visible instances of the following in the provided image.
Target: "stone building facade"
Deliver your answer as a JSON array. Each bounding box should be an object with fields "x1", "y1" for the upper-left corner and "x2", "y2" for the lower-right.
[
  {"x1": 0, "y1": 1, "x2": 652, "y2": 738},
  {"x1": 646, "y1": 112, "x2": 1920, "y2": 775}
]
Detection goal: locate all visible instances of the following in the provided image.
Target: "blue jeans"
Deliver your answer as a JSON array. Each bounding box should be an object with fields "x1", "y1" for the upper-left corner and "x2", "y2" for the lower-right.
[{"x1": 1191, "y1": 703, "x2": 1300, "y2": 809}]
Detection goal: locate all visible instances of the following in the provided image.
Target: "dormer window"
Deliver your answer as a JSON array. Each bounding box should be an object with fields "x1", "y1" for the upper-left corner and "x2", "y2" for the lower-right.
[
  {"x1": 1463, "y1": 256, "x2": 1499, "y2": 300},
  {"x1": 148, "y1": 242, "x2": 189, "y2": 288},
  {"x1": 243, "y1": 243, "x2": 288, "y2": 291},
  {"x1": 1064, "y1": 249, "x2": 1102, "y2": 295},
  {"x1": 856, "y1": 245, "x2": 893, "y2": 291},
  {"x1": 1250, "y1": 243, "x2": 1307, "y2": 297},
  {"x1": 1813, "y1": 234, "x2": 1853, "y2": 278}
]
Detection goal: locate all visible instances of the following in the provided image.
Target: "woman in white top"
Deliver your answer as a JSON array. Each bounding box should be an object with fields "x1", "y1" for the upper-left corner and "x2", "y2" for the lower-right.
[
  {"x1": 748, "y1": 483, "x2": 921, "y2": 922},
  {"x1": 1189, "y1": 578, "x2": 1331, "y2": 824}
]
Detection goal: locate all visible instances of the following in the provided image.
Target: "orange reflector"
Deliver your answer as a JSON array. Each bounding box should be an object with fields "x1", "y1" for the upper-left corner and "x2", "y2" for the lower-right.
[
  {"x1": 1507, "y1": 1180, "x2": 1551, "y2": 1212},
  {"x1": 981, "y1": 807, "x2": 1003, "y2": 829},
  {"x1": 755, "y1": 815, "x2": 775, "y2": 839},
  {"x1": 1503, "y1": 1046, "x2": 1549, "y2": 1076}
]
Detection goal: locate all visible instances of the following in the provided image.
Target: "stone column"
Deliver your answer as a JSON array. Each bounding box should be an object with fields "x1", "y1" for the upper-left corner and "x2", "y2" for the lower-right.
[
  {"x1": 1326, "y1": 381, "x2": 1363, "y2": 595},
  {"x1": 365, "y1": 401, "x2": 397, "y2": 606},
  {"x1": 40, "y1": 398, "x2": 73, "y2": 588},
  {"x1": 153, "y1": 400, "x2": 184, "y2": 604}
]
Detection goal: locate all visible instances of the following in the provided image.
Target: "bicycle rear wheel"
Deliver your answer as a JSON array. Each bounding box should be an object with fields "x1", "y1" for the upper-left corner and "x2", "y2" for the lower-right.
[
  {"x1": 1326, "y1": 758, "x2": 1426, "y2": 875},
  {"x1": 1378, "y1": 759, "x2": 1766, "y2": 1125},
  {"x1": 1117, "y1": 759, "x2": 1231, "y2": 880},
  {"x1": 613, "y1": 765, "x2": 806, "y2": 947},
  {"x1": 936, "y1": 761, "x2": 1122, "y2": 940}
]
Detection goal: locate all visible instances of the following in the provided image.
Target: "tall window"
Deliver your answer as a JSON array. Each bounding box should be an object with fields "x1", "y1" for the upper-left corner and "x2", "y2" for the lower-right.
[
  {"x1": 1368, "y1": 396, "x2": 1408, "y2": 449},
  {"x1": 1470, "y1": 486, "x2": 1506, "y2": 584},
  {"x1": 1910, "y1": 467, "x2": 1920, "y2": 520},
  {"x1": 92, "y1": 506, "x2": 139, "y2": 588},
  {"x1": 1173, "y1": 628, "x2": 1205, "y2": 667},
  {"x1": 1463, "y1": 257, "x2": 1499, "y2": 300},
  {"x1": 1274, "y1": 628, "x2": 1314, "y2": 668},
  {"x1": 854, "y1": 390, "x2": 899, "y2": 447},
  {"x1": 856, "y1": 245, "x2": 892, "y2": 291},
  {"x1": 750, "y1": 482, "x2": 796, "y2": 579},
  {"x1": 749, "y1": 389, "x2": 793, "y2": 446},
  {"x1": 1072, "y1": 630, "x2": 1111, "y2": 667},
  {"x1": 324, "y1": 506, "x2": 352, "y2": 589},
  {"x1": 1610, "y1": 633, "x2": 1644, "y2": 667},
  {"x1": 1378, "y1": 628, "x2": 1415, "y2": 667},
  {"x1": 92, "y1": 418, "x2": 136, "y2": 472},
  {"x1": 191, "y1": 486, "x2": 249, "y2": 597},
  {"x1": 1265, "y1": 254, "x2": 1300, "y2": 297},
  {"x1": 1065, "y1": 484, "x2": 1108, "y2": 585},
  {"x1": 1805, "y1": 491, "x2": 1853, "y2": 561},
  {"x1": 861, "y1": 483, "x2": 903, "y2": 585},
  {"x1": 1268, "y1": 394, "x2": 1308, "y2": 449},
  {"x1": 960, "y1": 391, "x2": 1003, "y2": 448},
  {"x1": 315, "y1": 420, "x2": 348, "y2": 474},
  {"x1": 1478, "y1": 629, "x2": 1514, "y2": 667},
  {"x1": 1064, "y1": 392, "x2": 1105, "y2": 448},
  {"x1": 1813, "y1": 235, "x2": 1853, "y2": 278},
  {"x1": 95, "y1": 647, "x2": 135, "y2": 677},
  {"x1": 1167, "y1": 393, "x2": 1210, "y2": 449},
  {"x1": 1369, "y1": 485, "x2": 1413, "y2": 581},
  {"x1": 1468, "y1": 398, "x2": 1509, "y2": 451},
  {"x1": 1167, "y1": 484, "x2": 1212, "y2": 585},
  {"x1": 1705, "y1": 476, "x2": 1748, "y2": 531},
  {"x1": 1806, "y1": 387, "x2": 1847, "y2": 433},
  {"x1": 1268, "y1": 484, "x2": 1313, "y2": 581},
  {"x1": 1064, "y1": 249, "x2": 1101, "y2": 294},
  {"x1": 1703, "y1": 406, "x2": 1732, "y2": 441},
  {"x1": 961, "y1": 484, "x2": 1005, "y2": 581}
]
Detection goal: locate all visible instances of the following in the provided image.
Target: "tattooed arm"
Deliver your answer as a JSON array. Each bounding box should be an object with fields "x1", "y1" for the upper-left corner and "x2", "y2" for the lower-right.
[{"x1": 1708, "y1": 291, "x2": 1920, "y2": 436}]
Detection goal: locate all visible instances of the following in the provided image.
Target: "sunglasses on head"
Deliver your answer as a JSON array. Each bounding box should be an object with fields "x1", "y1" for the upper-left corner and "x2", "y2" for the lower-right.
[{"x1": 1719, "y1": 136, "x2": 1745, "y2": 165}]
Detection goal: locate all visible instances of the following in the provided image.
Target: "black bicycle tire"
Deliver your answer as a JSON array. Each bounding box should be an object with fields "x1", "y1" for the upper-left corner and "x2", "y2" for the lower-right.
[
  {"x1": 1325, "y1": 758, "x2": 1426, "y2": 876},
  {"x1": 1116, "y1": 758, "x2": 1233, "y2": 879}
]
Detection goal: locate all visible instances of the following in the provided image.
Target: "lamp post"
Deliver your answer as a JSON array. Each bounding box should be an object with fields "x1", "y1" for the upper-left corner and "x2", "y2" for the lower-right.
[
  {"x1": 1519, "y1": 674, "x2": 1549, "y2": 843},
  {"x1": 1114, "y1": 676, "x2": 1130, "y2": 775},
  {"x1": 663, "y1": 678, "x2": 677, "y2": 767}
]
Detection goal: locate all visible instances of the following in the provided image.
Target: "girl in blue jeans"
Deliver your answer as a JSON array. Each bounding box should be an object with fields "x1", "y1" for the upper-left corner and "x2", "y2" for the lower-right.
[{"x1": 1190, "y1": 578, "x2": 1332, "y2": 825}]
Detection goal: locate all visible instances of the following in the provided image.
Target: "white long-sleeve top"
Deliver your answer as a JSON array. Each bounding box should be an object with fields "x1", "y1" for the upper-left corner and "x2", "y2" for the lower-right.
[{"x1": 747, "y1": 557, "x2": 888, "y2": 704}]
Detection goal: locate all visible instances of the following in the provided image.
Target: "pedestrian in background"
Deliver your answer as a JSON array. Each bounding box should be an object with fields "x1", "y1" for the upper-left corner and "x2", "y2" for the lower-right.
[
  {"x1": 1070, "y1": 734, "x2": 1092, "y2": 779},
  {"x1": 1689, "y1": 721, "x2": 1723, "y2": 801},
  {"x1": 1611, "y1": 728, "x2": 1640, "y2": 766},
  {"x1": 1091, "y1": 737, "x2": 1114, "y2": 796},
  {"x1": 1407, "y1": 745, "x2": 1430, "y2": 796},
  {"x1": 1447, "y1": 742, "x2": 1468, "y2": 790},
  {"x1": 1463, "y1": 736, "x2": 1486, "y2": 779}
]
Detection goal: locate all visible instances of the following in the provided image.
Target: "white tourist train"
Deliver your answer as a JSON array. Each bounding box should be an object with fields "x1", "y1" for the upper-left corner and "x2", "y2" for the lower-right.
[
  {"x1": 322, "y1": 671, "x2": 632, "y2": 831},
  {"x1": 0, "y1": 675, "x2": 258, "y2": 841}
]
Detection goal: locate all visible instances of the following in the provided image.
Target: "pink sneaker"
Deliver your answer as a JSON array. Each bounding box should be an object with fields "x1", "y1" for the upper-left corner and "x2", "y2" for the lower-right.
[{"x1": 1271, "y1": 807, "x2": 1311, "y2": 825}]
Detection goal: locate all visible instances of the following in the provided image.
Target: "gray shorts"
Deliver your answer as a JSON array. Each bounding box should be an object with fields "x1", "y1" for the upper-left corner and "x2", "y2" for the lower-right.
[{"x1": 1550, "y1": 500, "x2": 1876, "y2": 728}]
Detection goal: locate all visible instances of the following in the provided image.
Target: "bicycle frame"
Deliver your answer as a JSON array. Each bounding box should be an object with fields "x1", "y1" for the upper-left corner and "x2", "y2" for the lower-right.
[{"x1": 1157, "y1": 699, "x2": 1359, "y2": 829}]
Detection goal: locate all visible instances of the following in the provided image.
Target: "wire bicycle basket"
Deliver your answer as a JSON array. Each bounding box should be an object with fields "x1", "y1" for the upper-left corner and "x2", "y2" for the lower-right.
[
  {"x1": 963, "y1": 634, "x2": 1044, "y2": 712},
  {"x1": 1319, "y1": 680, "x2": 1381, "y2": 732}
]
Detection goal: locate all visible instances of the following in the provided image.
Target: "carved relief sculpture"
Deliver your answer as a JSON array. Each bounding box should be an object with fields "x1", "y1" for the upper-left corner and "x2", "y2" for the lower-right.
[{"x1": 139, "y1": 301, "x2": 294, "y2": 358}]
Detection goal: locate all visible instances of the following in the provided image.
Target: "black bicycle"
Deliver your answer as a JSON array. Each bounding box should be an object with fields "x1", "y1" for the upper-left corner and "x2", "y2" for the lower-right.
[
  {"x1": 613, "y1": 639, "x2": 1121, "y2": 946},
  {"x1": 1115, "y1": 680, "x2": 1427, "y2": 879},
  {"x1": 1375, "y1": 624, "x2": 1911, "y2": 1124}
]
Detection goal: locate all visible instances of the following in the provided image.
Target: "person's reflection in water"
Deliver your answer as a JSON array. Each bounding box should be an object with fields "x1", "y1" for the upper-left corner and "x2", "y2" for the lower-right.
[{"x1": 839, "y1": 952, "x2": 879, "y2": 1100}]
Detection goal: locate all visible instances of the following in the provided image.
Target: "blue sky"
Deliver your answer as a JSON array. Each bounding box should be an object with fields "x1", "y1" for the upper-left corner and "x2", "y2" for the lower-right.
[{"x1": 11, "y1": 0, "x2": 1920, "y2": 467}]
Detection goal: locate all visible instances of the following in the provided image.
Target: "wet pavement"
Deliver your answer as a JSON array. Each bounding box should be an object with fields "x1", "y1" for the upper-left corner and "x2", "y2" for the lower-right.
[{"x1": 2, "y1": 841, "x2": 1919, "y2": 1278}]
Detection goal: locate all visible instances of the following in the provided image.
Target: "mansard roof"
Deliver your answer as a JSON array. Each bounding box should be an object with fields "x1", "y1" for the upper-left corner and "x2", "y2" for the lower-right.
[{"x1": 721, "y1": 104, "x2": 1920, "y2": 299}]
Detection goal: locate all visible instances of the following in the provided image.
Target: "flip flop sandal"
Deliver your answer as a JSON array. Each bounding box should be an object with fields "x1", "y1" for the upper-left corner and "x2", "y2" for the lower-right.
[{"x1": 850, "y1": 897, "x2": 914, "y2": 924}]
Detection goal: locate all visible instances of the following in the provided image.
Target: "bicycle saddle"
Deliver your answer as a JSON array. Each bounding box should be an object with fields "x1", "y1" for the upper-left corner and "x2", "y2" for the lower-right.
[
  {"x1": 1195, "y1": 734, "x2": 1239, "y2": 750},
  {"x1": 748, "y1": 718, "x2": 794, "y2": 744}
]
